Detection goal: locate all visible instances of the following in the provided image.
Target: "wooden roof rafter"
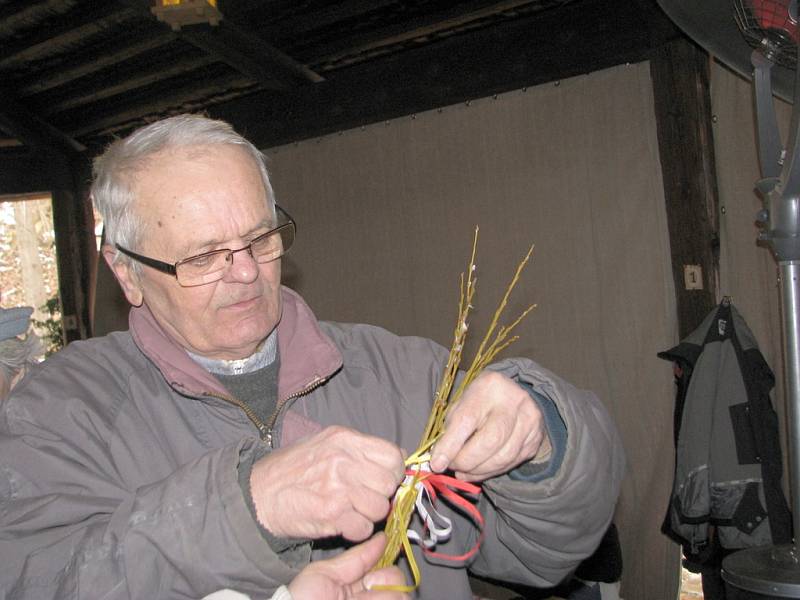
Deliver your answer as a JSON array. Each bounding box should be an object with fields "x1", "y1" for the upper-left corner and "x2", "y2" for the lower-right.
[
  {"x1": 115, "y1": 0, "x2": 323, "y2": 90},
  {"x1": 0, "y1": 89, "x2": 85, "y2": 157},
  {"x1": 17, "y1": 32, "x2": 177, "y2": 96}
]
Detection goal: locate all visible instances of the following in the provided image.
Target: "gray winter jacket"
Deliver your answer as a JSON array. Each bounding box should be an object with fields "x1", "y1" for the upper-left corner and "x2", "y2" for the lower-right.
[{"x1": 0, "y1": 287, "x2": 625, "y2": 599}]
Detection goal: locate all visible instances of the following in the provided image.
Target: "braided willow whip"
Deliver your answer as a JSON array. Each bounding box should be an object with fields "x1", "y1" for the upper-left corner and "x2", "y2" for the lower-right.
[{"x1": 373, "y1": 228, "x2": 535, "y2": 591}]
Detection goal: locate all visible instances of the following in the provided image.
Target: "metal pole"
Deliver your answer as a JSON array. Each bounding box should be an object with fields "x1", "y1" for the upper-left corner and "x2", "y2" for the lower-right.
[
  {"x1": 720, "y1": 35, "x2": 800, "y2": 599},
  {"x1": 780, "y1": 260, "x2": 800, "y2": 538}
]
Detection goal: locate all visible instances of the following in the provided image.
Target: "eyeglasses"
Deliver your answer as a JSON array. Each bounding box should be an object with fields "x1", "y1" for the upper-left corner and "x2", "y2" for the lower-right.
[{"x1": 116, "y1": 204, "x2": 296, "y2": 287}]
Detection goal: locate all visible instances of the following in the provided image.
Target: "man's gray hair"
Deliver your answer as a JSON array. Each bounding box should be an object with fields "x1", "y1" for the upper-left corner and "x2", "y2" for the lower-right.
[
  {"x1": 0, "y1": 332, "x2": 43, "y2": 384},
  {"x1": 91, "y1": 114, "x2": 277, "y2": 270}
]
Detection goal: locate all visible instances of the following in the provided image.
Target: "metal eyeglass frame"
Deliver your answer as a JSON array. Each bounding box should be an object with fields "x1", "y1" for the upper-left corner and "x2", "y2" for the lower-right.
[{"x1": 115, "y1": 204, "x2": 295, "y2": 287}]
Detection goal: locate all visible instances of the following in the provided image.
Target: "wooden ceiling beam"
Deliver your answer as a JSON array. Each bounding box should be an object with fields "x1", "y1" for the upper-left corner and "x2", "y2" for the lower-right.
[
  {"x1": 178, "y1": 23, "x2": 322, "y2": 90},
  {"x1": 0, "y1": 0, "x2": 77, "y2": 34},
  {"x1": 256, "y1": 0, "x2": 397, "y2": 38},
  {"x1": 210, "y1": 0, "x2": 679, "y2": 149},
  {"x1": 17, "y1": 32, "x2": 176, "y2": 96},
  {"x1": 219, "y1": 0, "x2": 297, "y2": 16},
  {"x1": 114, "y1": 0, "x2": 322, "y2": 88},
  {"x1": 301, "y1": 0, "x2": 553, "y2": 68},
  {"x1": 61, "y1": 69, "x2": 255, "y2": 139},
  {"x1": 41, "y1": 54, "x2": 219, "y2": 114},
  {"x1": 0, "y1": 90, "x2": 85, "y2": 155},
  {"x1": 0, "y1": 4, "x2": 140, "y2": 69}
]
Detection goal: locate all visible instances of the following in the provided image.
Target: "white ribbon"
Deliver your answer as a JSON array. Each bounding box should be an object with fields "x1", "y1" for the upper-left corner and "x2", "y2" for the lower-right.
[{"x1": 403, "y1": 462, "x2": 453, "y2": 549}]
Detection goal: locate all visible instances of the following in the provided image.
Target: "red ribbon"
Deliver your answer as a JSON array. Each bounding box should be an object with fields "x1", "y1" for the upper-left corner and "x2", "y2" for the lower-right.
[{"x1": 406, "y1": 468, "x2": 485, "y2": 562}]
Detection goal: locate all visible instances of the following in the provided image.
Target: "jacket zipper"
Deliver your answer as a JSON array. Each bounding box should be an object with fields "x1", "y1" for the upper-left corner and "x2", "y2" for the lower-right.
[
  {"x1": 203, "y1": 374, "x2": 327, "y2": 448},
  {"x1": 264, "y1": 375, "x2": 327, "y2": 447},
  {"x1": 205, "y1": 391, "x2": 272, "y2": 441}
]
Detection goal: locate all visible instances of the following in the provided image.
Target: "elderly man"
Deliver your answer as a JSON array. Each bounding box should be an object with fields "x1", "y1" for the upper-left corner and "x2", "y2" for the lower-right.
[{"x1": 0, "y1": 114, "x2": 625, "y2": 600}]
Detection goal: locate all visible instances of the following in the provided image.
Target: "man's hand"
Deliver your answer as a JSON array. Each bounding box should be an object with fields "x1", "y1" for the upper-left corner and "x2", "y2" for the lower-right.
[
  {"x1": 250, "y1": 426, "x2": 405, "y2": 541},
  {"x1": 430, "y1": 371, "x2": 549, "y2": 481},
  {"x1": 288, "y1": 533, "x2": 408, "y2": 599}
]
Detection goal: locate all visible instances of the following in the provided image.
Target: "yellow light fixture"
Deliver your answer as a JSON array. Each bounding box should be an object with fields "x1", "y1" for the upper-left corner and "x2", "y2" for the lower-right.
[{"x1": 151, "y1": 0, "x2": 222, "y2": 31}]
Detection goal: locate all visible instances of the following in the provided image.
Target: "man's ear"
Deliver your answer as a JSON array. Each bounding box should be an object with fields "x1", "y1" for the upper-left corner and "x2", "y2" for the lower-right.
[{"x1": 102, "y1": 244, "x2": 143, "y2": 307}]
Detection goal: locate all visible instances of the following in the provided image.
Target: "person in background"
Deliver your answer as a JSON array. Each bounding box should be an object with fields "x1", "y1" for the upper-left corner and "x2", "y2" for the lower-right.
[
  {"x1": 206, "y1": 533, "x2": 407, "y2": 600},
  {"x1": 0, "y1": 114, "x2": 625, "y2": 599},
  {"x1": 0, "y1": 305, "x2": 42, "y2": 400}
]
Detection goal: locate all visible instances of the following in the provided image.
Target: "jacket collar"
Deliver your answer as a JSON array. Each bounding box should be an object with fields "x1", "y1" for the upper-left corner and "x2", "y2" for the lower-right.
[
  {"x1": 129, "y1": 286, "x2": 342, "y2": 400},
  {"x1": 275, "y1": 286, "x2": 342, "y2": 400}
]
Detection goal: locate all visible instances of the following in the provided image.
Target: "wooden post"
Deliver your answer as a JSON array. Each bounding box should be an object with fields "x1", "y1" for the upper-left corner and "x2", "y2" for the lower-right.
[
  {"x1": 651, "y1": 38, "x2": 720, "y2": 339},
  {"x1": 0, "y1": 94, "x2": 96, "y2": 343},
  {"x1": 49, "y1": 153, "x2": 96, "y2": 343}
]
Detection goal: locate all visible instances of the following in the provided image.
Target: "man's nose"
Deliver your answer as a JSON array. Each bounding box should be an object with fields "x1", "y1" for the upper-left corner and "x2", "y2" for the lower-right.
[{"x1": 224, "y1": 246, "x2": 259, "y2": 283}]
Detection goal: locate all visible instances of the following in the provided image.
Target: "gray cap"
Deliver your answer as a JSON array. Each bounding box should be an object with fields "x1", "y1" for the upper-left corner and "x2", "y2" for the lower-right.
[{"x1": 0, "y1": 306, "x2": 34, "y2": 342}]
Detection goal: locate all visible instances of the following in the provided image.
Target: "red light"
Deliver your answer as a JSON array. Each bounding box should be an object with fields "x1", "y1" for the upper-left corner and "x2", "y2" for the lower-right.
[{"x1": 750, "y1": 0, "x2": 799, "y2": 44}]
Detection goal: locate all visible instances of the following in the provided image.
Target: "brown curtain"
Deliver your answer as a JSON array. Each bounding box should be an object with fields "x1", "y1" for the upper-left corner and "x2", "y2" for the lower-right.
[{"x1": 266, "y1": 61, "x2": 681, "y2": 600}]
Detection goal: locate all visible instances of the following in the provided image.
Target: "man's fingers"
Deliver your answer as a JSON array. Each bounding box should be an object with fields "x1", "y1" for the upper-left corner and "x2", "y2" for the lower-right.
[
  {"x1": 320, "y1": 426, "x2": 404, "y2": 476},
  {"x1": 430, "y1": 410, "x2": 479, "y2": 472},
  {"x1": 450, "y1": 411, "x2": 514, "y2": 473},
  {"x1": 251, "y1": 425, "x2": 406, "y2": 540},
  {"x1": 349, "y1": 486, "x2": 392, "y2": 524},
  {"x1": 428, "y1": 371, "x2": 551, "y2": 481},
  {"x1": 359, "y1": 566, "x2": 408, "y2": 597},
  {"x1": 353, "y1": 434, "x2": 406, "y2": 474},
  {"x1": 338, "y1": 510, "x2": 376, "y2": 542},
  {"x1": 463, "y1": 414, "x2": 539, "y2": 477},
  {"x1": 300, "y1": 533, "x2": 408, "y2": 598},
  {"x1": 349, "y1": 460, "x2": 403, "y2": 499}
]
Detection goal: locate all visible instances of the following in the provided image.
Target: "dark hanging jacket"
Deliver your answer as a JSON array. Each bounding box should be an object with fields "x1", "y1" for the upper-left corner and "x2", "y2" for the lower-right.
[{"x1": 658, "y1": 301, "x2": 792, "y2": 561}]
